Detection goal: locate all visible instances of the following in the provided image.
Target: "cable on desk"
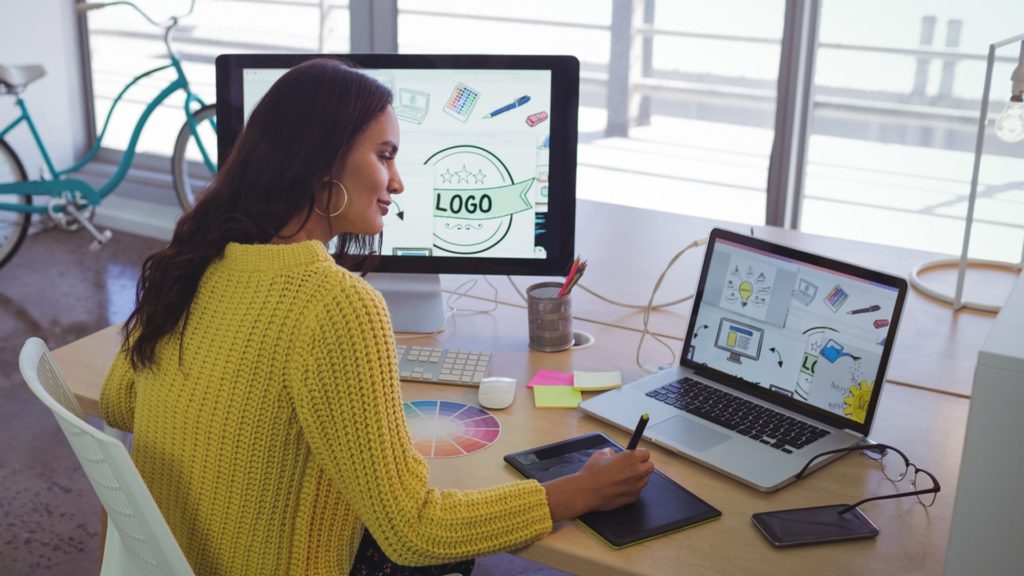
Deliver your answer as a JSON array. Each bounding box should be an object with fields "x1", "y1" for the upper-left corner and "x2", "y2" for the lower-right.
[
  {"x1": 506, "y1": 275, "x2": 529, "y2": 304},
  {"x1": 635, "y1": 237, "x2": 707, "y2": 373},
  {"x1": 447, "y1": 276, "x2": 500, "y2": 316},
  {"x1": 505, "y1": 275, "x2": 695, "y2": 310},
  {"x1": 394, "y1": 277, "x2": 498, "y2": 340},
  {"x1": 574, "y1": 282, "x2": 694, "y2": 309},
  {"x1": 505, "y1": 237, "x2": 708, "y2": 373}
]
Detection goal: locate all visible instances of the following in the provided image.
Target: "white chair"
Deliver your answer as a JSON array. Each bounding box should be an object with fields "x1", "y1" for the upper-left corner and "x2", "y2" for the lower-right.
[{"x1": 19, "y1": 337, "x2": 194, "y2": 576}]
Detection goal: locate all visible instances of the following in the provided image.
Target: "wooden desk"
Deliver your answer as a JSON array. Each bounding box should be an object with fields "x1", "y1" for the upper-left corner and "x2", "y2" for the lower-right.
[
  {"x1": 52, "y1": 304, "x2": 965, "y2": 576},
  {"x1": 443, "y1": 202, "x2": 1008, "y2": 397}
]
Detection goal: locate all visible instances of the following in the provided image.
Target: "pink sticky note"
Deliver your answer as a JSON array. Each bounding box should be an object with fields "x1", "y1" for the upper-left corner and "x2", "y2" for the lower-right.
[{"x1": 527, "y1": 369, "x2": 574, "y2": 388}]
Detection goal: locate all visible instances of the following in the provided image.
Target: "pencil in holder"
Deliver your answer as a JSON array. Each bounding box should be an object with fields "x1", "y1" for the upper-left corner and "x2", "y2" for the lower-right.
[{"x1": 526, "y1": 281, "x2": 573, "y2": 352}]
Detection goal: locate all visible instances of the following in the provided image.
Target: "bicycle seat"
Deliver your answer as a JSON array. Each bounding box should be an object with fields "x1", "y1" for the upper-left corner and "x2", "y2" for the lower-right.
[{"x1": 0, "y1": 64, "x2": 46, "y2": 93}]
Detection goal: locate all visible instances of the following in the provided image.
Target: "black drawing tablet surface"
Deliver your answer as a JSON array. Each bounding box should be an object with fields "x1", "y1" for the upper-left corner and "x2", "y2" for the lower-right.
[{"x1": 504, "y1": 432, "x2": 721, "y2": 548}]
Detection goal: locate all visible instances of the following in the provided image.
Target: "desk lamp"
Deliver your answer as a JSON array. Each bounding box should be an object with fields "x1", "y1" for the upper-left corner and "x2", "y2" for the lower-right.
[{"x1": 910, "y1": 34, "x2": 1024, "y2": 312}]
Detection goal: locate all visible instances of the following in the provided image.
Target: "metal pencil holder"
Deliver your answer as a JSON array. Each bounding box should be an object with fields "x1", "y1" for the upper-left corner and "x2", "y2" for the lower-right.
[{"x1": 526, "y1": 281, "x2": 573, "y2": 352}]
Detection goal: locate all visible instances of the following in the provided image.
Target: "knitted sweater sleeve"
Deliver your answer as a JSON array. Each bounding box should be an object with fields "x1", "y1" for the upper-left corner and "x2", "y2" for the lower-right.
[
  {"x1": 286, "y1": 279, "x2": 552, "y2": 566},
  {"x1": 100, "y1": 347, "x2": 137, "y2": 433}
]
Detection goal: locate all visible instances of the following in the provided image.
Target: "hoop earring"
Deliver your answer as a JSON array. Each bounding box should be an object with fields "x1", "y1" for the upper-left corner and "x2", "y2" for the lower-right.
[{"x1": 315, "y1": 179, "x2": 349, "y2": 217}]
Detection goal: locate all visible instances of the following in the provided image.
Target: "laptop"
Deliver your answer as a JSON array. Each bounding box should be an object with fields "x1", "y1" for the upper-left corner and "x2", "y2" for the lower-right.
[
  {"x1": 395, "y1": 87, "x2": 430, "y2": 124},
  {"x1": 579, "y1": 228, "x2": 907, "y2": 492}
]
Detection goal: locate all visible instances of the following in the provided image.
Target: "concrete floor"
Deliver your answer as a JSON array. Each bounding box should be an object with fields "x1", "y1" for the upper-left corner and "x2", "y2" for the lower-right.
[{"x1": 0, "y1": 227, "x2": 570, "y2": 575}]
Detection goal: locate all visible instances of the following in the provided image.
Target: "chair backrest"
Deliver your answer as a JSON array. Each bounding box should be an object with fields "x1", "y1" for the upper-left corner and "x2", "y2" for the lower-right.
[{"x1": 19, "y1": 337, "x2": 195, "y2": 576}]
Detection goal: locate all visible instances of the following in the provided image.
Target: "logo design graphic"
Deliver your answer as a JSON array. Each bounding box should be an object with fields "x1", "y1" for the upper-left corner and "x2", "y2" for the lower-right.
[{"x1": 424, "y1": 145, "x2": 533, "y2": 255}]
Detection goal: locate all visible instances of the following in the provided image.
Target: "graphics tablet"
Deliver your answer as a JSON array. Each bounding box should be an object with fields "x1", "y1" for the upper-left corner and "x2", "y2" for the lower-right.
[{"x1": 504, "y1": 432, "x2": 721, "y2": 548}]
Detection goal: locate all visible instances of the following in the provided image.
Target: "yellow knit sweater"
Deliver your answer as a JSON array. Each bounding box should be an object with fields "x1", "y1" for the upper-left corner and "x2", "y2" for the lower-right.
[{"x1": 100, "y1": 241, "x2": 552, "y2": 574}]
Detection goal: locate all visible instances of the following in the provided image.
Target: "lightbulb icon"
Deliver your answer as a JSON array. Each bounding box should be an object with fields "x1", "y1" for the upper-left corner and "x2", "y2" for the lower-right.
[{"x1": 739, "y1": 280, "x2": 753, "y2": 307}]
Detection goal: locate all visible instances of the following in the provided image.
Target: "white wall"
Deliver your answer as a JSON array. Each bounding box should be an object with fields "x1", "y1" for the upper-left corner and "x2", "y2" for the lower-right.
[{"x1": 0, "y1": 0, "x2": 88, "y2": 176}]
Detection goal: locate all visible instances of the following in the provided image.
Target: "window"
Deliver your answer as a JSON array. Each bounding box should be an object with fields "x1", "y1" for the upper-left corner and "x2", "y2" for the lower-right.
[
  {"x1": 802, "y1": 0, "x2": 1024, "y2": 261},
  {"x1": 81, "y1": 0, "x2": 1023, "y2": 260},
  {"x1": 631, "y1": 2, "x2": 784, "y2": 224},
  {"x1": 397, "y1": 0, "x2": 786, "y2": 225},
  {"x1": 85, "y1": 0, "x2": 350, "y2": 157}
]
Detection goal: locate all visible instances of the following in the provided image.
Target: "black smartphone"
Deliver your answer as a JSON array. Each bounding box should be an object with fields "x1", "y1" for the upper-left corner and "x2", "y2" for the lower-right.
[{"x1": 751, "y1": 504, "x2": 879, "y2": 548}]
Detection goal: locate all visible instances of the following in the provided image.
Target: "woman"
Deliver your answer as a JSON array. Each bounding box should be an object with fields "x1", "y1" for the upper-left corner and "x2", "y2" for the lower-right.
[{"x1": 100, "y1": 58, "x2": 653, "y2": 575}]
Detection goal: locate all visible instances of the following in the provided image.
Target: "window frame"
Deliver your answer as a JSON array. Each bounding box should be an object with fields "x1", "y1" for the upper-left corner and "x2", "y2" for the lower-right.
[{"x1": 79, "y1": 0, "x2": 815, "y2": 228}]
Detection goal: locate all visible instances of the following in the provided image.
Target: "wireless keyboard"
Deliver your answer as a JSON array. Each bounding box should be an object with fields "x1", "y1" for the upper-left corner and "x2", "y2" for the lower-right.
[{"x1": 396, "y1": 345, "x2": 492, "y2": 386}]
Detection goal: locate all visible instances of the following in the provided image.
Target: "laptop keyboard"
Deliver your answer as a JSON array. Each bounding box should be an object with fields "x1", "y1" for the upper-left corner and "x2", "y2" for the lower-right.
[
  {"x1": 646, "y1": 377, "x2": 831, "y2": 454},
  {"x1": 396, "y1": 345, "x2": 491, "y2": 386}
]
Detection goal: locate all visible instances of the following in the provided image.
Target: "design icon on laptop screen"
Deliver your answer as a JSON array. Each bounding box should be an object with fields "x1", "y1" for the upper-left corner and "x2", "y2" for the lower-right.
[
  {"x1": 715, "y1": 318, "x2": 764, "y2": 364},
  {"x1": 842, "y1": 380, "x2": 874, "y2": 422},
  {"x1": 792, "y1": 278, "x2": 818, "y2": 306},
  {"x1": 823, "y1": 284, "x2": 849, "y2": 312},
  {"x1": 820, "y1": 338, "x2": 861, "y2": 364},
  {"x1": 395, "y1": 88, "x2": 430, "y2": 124}
]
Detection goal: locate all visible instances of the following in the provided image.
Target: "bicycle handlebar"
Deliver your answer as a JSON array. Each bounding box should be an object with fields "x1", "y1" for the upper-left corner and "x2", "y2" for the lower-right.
[{"x1": 74, "y1": 0, "x2": 196, "y2": 29}]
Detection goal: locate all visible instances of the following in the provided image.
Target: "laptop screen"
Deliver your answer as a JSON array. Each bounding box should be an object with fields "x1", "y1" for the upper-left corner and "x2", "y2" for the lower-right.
[
  {"x1": 684, "y1": 229, "x2": 906, "y2": 434},
  {"x1": 398, "y1": 88, "x2": 429, "y2": 108}
]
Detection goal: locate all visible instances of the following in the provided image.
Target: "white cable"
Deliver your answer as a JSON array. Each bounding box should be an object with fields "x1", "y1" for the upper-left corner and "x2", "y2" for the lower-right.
[
  {"x1": 506, "y1": 275, "x2": 530, "y2": 304},
  {"x1": 575, "y1": 281, "x2": 694, "y2": 309},
  {"x1": 635, "y1": 237, "x2": 707, "y2": 373},
  {"x1": 447, "y1": 276, "x2": 499, "y2": 315},
  {"x1": 391, "y1": 235, "x2": 708, "y2": 350},
  {"x1": 505, "y1": 274, "x2": 693, "y2": 310},
  {"x1": 393, "y1": 277, "x2": 496, "y2": 340},
  {"x1": 505, "y1": 238, "x2": 708, "y2": 373}
]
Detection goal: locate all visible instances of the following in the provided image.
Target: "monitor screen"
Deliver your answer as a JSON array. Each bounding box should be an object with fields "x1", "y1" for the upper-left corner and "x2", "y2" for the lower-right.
[
  {"x1": 215, "y1": 54, "x2": 578, "y2": 276},
  {"x1": 683, "y1": 230, "x2": 907, "y2": 434}
]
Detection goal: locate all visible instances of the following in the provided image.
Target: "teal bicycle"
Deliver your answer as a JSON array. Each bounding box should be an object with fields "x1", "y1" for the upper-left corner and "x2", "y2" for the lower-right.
[{"x1": 0, "y1": 0, "x2": 217, "y2": 269}]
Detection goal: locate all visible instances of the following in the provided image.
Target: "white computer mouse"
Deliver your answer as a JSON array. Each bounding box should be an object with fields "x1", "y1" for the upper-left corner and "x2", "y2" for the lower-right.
[{"x1": 478, "y1": 377, "x2": 517, "y2": 410}]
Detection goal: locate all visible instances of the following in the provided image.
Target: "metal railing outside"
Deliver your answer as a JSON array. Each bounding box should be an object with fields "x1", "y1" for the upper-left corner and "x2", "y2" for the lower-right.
[{"x1": 85, "y1": 1, "x2": 1018, "y2": 152}]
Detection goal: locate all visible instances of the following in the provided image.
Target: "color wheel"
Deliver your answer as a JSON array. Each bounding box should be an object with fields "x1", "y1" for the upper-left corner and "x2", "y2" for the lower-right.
[{"x1": 403, "y1": 400, "x2": 501, "y2": 459}]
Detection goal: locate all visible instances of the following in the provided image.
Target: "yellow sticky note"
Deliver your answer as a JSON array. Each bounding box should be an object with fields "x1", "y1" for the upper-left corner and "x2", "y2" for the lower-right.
[
  {"x1": 572, "y1": 370, "x2": 622, "y2": 392},
  {"x1": 533, "y1": 386, "x2": 582, "y2": 408}
]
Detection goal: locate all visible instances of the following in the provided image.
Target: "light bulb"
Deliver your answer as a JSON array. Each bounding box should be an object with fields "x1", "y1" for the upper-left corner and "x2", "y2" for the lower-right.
[
  {"x1": 739, "y1": 280, "x2": 753, "y2": 306},
  {"x1": 998, "y1": 45, "x2": 1024, "y2": 144},
  {"x1": 994, "y1": 98, "x2": 1024, "y2": 143}
]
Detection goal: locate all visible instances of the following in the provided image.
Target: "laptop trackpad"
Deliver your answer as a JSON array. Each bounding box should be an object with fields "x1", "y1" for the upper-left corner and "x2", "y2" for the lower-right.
[{"x1": 648, "y1": 416, "x2": 731, "y2": 453}]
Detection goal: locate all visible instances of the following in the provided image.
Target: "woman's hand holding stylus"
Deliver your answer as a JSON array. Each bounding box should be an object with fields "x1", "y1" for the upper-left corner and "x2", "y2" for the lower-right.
[
  {"x1": 580, "y1": 448, "x2": 654, "y2": 511},
  {"x1": 543, "y1": 448, "x2": 654, "y2": 523}
]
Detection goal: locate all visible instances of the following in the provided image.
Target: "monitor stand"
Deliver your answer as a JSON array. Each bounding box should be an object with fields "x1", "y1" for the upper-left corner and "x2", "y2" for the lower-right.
[{"x1": 365, "y1": 273, "x2": 446, "y2": 334}]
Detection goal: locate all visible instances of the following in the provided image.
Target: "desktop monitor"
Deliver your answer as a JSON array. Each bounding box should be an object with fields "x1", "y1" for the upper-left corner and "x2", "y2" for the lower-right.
[
  {"x1": 714, "y1": 317, "x2": 764, "y2": 364},
  {"x1": 215, "y1": 54, "x2": 579, "y2": 332}
]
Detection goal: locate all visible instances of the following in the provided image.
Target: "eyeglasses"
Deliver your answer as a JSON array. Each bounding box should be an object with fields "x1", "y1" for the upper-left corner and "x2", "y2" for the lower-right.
[{"x1": 795, "y1": 443, "x2": 941, "y2": 515}]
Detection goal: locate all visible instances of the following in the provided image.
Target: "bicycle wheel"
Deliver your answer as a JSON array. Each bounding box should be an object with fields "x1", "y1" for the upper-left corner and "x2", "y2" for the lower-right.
[
  {"x1": 172, "y1": 103, "x2": 217, "y2": 211},
  {"x1": 0, "y1": 138, "x2": 31, "y2": 270}
]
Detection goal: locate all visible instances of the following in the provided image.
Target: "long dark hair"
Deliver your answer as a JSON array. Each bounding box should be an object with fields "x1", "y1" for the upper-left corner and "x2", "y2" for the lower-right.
[{"x1": 124, "y1": 58, "x2": 392, "y2": 369}]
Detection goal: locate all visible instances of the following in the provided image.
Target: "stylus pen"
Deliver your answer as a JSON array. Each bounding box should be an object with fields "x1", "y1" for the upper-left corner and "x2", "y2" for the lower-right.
[
  {"x1": 626, "y1": 413, "x2": 650, "y2": 450},
  {"x1": 847, "y1": 304, "x2": 881, "y2": 315},
  {"x1": 483, "y1": 95, "x2": 531, "y2": 118}
]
